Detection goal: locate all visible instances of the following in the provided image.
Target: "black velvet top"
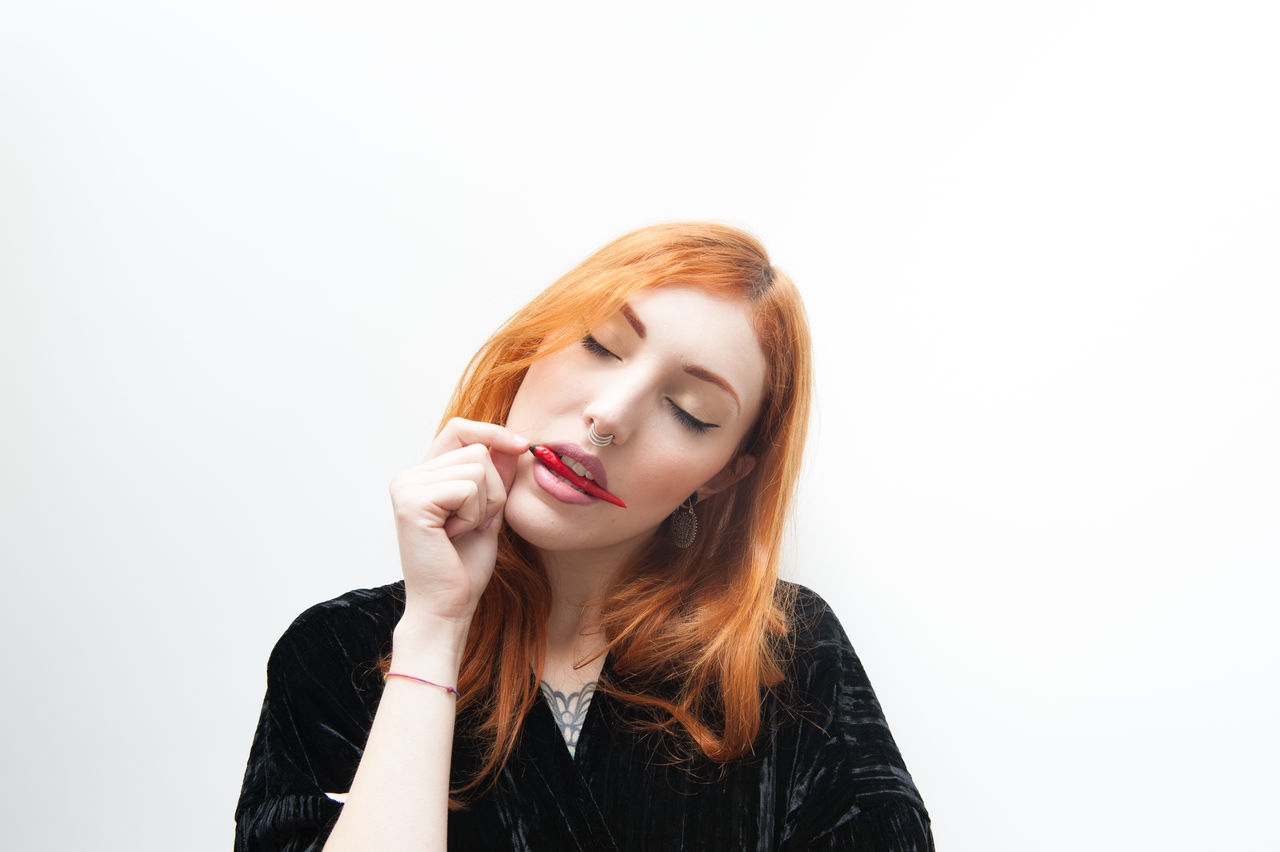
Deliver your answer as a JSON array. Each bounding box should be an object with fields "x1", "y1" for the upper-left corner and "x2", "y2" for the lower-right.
[{"x1": 235, "y1": 582, "x2": 933, "y2": 850}]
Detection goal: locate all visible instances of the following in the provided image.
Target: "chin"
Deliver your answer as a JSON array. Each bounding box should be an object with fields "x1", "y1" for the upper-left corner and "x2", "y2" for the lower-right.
[
  {"x1": 501, "y1": 487, "x2": 579, "y2": 549},
  {"x1": 502, "y1": 487, "x2": 657, "y2": 555}
]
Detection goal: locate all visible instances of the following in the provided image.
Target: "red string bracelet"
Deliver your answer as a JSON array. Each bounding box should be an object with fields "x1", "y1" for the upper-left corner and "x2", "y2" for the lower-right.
[{"x1": 383, "y1": 672, "x2": 460, "y2": 699}]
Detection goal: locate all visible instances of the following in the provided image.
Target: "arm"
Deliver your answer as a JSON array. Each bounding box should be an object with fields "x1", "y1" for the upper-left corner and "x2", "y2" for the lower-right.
[
  {"x1": 781, "y1": 587, "x2": 934, "y2": 852},
  {"x1": 310, "y1": 419, "x2": 526, "y2": 852},
  {"x1": 321, "y1": 617, "x2": 466, "y2": 851},
  {"x1": 234, "y1": 586, "x2": 399, "y2": 851}
]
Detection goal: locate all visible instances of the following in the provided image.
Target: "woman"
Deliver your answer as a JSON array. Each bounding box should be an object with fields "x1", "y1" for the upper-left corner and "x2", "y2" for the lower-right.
[{"x1": 235, "y1": 223, "x2": 933, "y2": 850}]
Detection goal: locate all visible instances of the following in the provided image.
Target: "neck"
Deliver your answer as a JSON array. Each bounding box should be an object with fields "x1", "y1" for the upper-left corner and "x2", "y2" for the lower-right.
[{"x1": 537, "y1": 537, "x2": 641, "y2": 655}]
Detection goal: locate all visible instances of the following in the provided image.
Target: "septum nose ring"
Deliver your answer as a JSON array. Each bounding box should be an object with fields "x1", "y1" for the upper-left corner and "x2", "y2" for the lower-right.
[{"x1": 587, "y1": 422, "x2": 614, "y2": 447}]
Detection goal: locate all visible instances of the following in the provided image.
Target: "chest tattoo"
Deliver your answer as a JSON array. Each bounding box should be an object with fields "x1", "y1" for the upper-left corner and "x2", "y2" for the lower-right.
[{"x1": 539, "y1": 681, "x2": 597, "y2": 757}]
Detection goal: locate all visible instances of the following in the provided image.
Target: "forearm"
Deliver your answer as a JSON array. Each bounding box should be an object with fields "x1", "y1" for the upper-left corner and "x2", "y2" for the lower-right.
[
  {"x1": 329, "y1": 418, "x2": 523, "y2": 849},
  {"x1": 322, "y1": 616, "x2": 469, "y2": 852}
]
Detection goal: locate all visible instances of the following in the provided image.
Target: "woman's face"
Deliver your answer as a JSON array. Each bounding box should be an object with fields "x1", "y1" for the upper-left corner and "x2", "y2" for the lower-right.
[{"x1": 502, "y1": 285, "x2": 768, "y2": 558}]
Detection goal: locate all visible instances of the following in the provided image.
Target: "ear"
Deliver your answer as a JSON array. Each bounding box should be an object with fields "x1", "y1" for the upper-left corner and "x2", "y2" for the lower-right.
[{"x1": 696, "y1": 454, "x2": 757, "y2": 500}]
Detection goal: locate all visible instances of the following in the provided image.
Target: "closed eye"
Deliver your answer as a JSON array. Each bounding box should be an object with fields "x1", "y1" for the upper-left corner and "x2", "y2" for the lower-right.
[
  {"x1": 667, "y1": 399, "x2": 718, "y2": 434},
  {"x1": 581, "y1": 334, "x2": 619, "y2": 360},
  {"x1": 582, "y1": 334, "x2": 717, "y2": 433}
]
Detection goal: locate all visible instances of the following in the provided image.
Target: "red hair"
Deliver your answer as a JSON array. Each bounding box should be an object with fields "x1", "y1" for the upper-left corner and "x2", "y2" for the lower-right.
[{"x1": 394, "y1": 222, "x2": 812, "y2": 804}]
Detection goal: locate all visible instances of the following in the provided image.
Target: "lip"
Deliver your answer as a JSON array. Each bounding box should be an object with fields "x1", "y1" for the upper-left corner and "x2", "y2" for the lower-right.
[
  {"x1": 529, "y1": 441, "x2": 621, "y2": 506},
  {"x1": 540, "y1": 441, "x2": 609, "y2": 490},
  {"x1": 532, "y1": 460, "x2": 598, "y2": 505}
]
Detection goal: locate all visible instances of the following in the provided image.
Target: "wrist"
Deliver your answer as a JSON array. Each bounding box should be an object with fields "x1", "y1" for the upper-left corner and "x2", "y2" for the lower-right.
[{"x1": 392, "y1": 612, "x2": 469, "y2": 673}]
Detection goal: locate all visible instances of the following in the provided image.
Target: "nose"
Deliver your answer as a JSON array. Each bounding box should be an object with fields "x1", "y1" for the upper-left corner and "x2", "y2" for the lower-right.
[
  {"x1": 582, "y1": 407, "x2": 625, "y2": 448},
  {"x1": 582, "y1": 376, "x2": 642, "y2": 447}
]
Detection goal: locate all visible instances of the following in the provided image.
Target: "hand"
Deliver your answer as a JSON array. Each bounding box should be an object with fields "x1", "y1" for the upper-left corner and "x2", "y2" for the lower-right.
[{"x1": 388, "y1": 418, "x2": 529, "y2": 630}]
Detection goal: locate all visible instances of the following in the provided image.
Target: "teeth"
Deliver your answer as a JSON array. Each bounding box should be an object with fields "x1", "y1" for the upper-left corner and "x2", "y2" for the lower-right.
[{"x1": 558, "y1": 454, "x2": 595, "y2": 481}]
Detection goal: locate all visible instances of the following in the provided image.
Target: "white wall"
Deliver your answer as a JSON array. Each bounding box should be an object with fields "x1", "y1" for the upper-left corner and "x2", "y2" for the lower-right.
[{"x1": 3, "y1": 2, "x2": 1276, "y2": 849}]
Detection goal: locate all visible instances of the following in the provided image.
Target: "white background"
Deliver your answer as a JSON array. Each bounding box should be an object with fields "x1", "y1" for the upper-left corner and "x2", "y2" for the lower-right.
[{"x1": 3, "y1": 2, "x2": 1277, "y2": 849}]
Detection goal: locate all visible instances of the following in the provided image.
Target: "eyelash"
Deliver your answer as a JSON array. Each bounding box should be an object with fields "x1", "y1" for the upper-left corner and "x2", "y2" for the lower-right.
[
  {"x1": 580, "y1": 335, "x2": 718, "y2": 435},
  {"x1": 667, "y1": 401, "x2": 716, "y2": 434},
  {"x1": 581, "y1": 334, "x2": 617, "y2": 360}
]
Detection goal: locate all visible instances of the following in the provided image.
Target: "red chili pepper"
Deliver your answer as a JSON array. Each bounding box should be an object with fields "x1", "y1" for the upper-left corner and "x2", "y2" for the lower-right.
[{"x1": 528, "y1": 444, "x2": 626, "y2": 508}]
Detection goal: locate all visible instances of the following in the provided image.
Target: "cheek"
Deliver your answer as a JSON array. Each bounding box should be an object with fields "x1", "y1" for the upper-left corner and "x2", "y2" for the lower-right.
[
  {"x1": 506, "y1": 357, "x2": 572, "y2": 429},
  {"x1": 633, "y1": 442, "x2": 732, "y2": 506}
]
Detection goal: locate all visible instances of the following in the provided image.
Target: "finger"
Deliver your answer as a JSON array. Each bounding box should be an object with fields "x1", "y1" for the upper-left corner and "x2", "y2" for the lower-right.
[
  {"x1": 393, "y1": 463, "x2": 487, "y2": 528},
  {"x1": 413, "y1": 461, "x2": 490, "y2": 490},
  {"x1": 492, "y1": 446, "x2": 520, "y2": 492},
  {"x1": 426, "y1": 418, "x2": 530, "y2": 462},
  {"x1": 420, "y1": 435, "x2": 520, "y2": 495},
  {"x1": 413, "y1": 455, "x2": 505, "y2": 526},
  {"x1": 418, "y1": 443, "x2": 497, "y2": 474},
  {"x1": 444, "y1": 505, "x2": 497, "y2": 539},
  {"x1": 436, "y1": 468, "x2": 494, "y2": 538},
  {"x1": 478, "y1": 451, "x2": 507, "y2": 525},
  {"x1": 400, "y1": 478, "x2": 482, "y2": 536}
]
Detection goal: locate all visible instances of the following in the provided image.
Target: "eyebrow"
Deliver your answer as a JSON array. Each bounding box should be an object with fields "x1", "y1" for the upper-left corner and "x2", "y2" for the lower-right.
[
  {"x1": 621, "y1": 302, "x2": 741, "y2": 410},
  {"x1": 620, "y1": 305, "x2": 646, "y2": 338},
  {"x1": 685, "y1": 365, "x2": 741, "y2": 410}
]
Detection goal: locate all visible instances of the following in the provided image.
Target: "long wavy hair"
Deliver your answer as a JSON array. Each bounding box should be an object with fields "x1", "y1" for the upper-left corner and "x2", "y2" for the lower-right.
[{"x1": 394, "y1": 222, "x2": 813, "y2": 805}]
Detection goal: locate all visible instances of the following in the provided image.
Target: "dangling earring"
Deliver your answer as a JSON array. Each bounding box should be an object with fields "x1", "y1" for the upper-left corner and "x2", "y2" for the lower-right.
[{"x1": 670, "y1": 492, "x2": 698, "y2": 549}]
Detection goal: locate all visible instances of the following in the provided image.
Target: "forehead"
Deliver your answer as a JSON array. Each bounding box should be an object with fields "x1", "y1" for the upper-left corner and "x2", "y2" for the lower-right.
[{"x1": 622, "y1": 286, "x2": 768, "y2": 415}]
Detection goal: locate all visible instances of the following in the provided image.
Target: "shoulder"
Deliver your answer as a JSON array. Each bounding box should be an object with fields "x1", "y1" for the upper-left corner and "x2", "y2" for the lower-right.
[
  {"x1": 774, "y1": 581, "x2": 876, "y2": 699},
  {"x1": 777, "y1": 580, "x2": 859, "y2": 661},
  {"x1": 280, "y1": 581, "x2": 406, "y2": 635},
  {"x1": 773, "y1": 579, "x2": 903, "y2": 735},
  {"x1": 773, "y1": 581, "x2": 932, "y2": 829},
  {"x1": 266, "y1": 581, "x2": 406, "y2": 682},
  {"x1": 238, "y1": 584, "x2": 407, "y2": 837}
]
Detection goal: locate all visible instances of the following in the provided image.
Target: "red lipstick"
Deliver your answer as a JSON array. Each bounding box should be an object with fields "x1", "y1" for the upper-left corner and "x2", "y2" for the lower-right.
[{"x1": 528, "y1": 444, "x2": 626, "y2": 508}]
